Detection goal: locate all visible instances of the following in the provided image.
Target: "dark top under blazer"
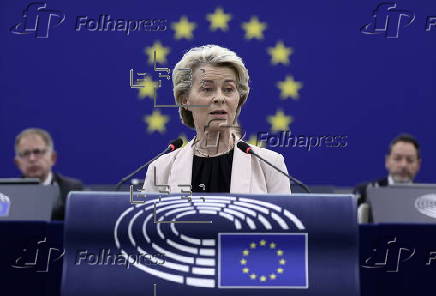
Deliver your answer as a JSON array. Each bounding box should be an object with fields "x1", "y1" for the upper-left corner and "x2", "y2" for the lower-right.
[{"x1": 353, "y1": 177, "x2": 388, "y2": 223}]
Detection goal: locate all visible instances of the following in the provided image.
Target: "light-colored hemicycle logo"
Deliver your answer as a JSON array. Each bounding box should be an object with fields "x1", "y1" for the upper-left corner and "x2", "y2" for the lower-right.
[
  {"x1": 415, "y1": 194, "x2": 436, "y2": 219},
  {"x1": 10, "y1": 2, "x2": 65, "y2": 38},
  {"x1": 0, "y1": 192, "x2": 11, "y2": 217},
  {"x1": 114, "y1": 195, "x2": 306, "y2": 288}
]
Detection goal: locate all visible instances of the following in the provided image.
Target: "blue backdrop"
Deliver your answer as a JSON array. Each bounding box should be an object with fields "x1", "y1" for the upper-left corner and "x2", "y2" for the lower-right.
[{"x1": 1, "y1": 0, "x2": 435, "y2": 186}]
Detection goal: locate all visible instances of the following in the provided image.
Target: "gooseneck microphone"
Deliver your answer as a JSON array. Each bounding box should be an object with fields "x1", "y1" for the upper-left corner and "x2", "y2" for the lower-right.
[
  {"x1": 236, "y1": 141, "x2": 311, "y2": 193},
  {"x1": 115, "y1": 138, "x2": 183, "y2": 190}
]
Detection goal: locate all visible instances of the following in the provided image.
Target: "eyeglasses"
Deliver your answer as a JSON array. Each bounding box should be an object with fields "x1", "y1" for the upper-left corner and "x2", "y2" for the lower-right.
[{"x1": 17, "y1": 148, "x2": 48, "y2": 159}]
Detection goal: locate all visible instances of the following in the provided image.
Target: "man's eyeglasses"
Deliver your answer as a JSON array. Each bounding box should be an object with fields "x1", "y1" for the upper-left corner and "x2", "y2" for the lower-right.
[{"x1": 17, "y1": 148, "x2": 48, "y2": 159}]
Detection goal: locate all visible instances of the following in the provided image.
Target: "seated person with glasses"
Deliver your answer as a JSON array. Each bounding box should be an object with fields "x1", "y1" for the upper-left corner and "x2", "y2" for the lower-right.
[{"x1": 14, "y1": 128, "x2": 84, "y2": 220}]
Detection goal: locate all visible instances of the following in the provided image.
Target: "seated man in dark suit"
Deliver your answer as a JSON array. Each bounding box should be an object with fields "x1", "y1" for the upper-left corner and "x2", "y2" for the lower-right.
[
  {"x1": 14, "y1": 128, "x2": 84, "y2": 220},
  {"x1": 353, "y1": 134, "x2": 421, "y2": 223}
]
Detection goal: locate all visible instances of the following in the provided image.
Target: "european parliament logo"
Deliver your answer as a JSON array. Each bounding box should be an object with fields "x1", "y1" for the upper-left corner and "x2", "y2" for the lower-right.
[
  {"x1": 219, "y1": 233, "x2": 308, "y2": 288},
  {"x1": 114, "y1": 195, "x2": 308, "y2": 289}
]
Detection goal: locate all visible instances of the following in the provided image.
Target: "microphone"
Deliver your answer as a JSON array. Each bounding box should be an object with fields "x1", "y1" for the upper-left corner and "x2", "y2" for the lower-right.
[
  {"x1": 236, "y1": 142, "x2": 311, "y2": 193},
  {"x1": 115, "y1": 138, "x2": 183, "y2": 190},
  {"x1": 165, "y1": 138, "x2": 184, "y2": 153}
]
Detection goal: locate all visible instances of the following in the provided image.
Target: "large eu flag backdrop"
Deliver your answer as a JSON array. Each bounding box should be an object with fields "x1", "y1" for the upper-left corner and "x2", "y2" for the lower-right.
[{"x1": 1, "y1": 0, "x2": 435, "y2": 185}]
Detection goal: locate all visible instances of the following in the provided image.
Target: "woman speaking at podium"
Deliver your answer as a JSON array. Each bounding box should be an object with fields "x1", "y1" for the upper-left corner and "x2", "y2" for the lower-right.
[{"x1": 143, "y1": 45, "x2": 291, "y2": 194}]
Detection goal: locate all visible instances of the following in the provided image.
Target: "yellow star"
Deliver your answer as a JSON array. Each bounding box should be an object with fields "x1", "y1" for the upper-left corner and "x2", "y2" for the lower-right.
[
  {"x1": 277, "y1": 268, "x2": 284, "y2": 274},
  {"x1": 270, "y1": 242, "x2": 276, "y2": 249},
  {"x1": 277, "y1": 75, "x2": 303, "y2": 100},
  {"x1": 249, "y1": 273, "x2": 257, "y2": 280},
  {"x1": 269, "y1": 274, "x2": 277, "y2": 280},
  {"x1": 242, "y1": 249, "x2": 249, "y2": 256},
  {"x1": 137, "y1": 76, "x2": 158, "y2": 99},
  {"x1": 242, "y1": 16, "x2": 267, "y2": 39},
  {"x1": 277, "y1": 250, "x2": 284, "y2": 256},
  {"x1": 259, "y1": 240, "x2": 266, "y2": 246},
  {"x1": 250, "y1": 242, "x2": 257, "y2": 249},
  {"x1": 260, "y1": 275, "x2": 267, "y2": 282},
  {"x1": 279, "y1": 258, "x2": 286, "y2": 265},
  {"x1": 267, "y1": 110, "x2": 293, "y2": 131},
  {"x1": 240, "y1": 258, "x2": 247, "y2": 265},
  {"x1": 242, "y1": 268, "x2": 249, "y2": 273},
  {"x1": 206, "y1": 7, "x2": 231, "y2": 31},
  {"x1": 145, "y1": 41, "x2": 170, "y2": 64},
  {"x1": 144, "y1": 110, "x2": 170, "y2": 134},
  {"x1": 171, "y1": 16, "x2": 196, "y2": 39},
  {"x1": 247, "y1": 134, "x2": 265, "y2": 148},
  {"x1": 267, "y1": 41, "x2": 293, "y2": 65}
]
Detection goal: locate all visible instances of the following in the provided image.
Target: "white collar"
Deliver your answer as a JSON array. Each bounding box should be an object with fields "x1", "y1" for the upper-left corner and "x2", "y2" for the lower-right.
[
  {"x1": 42, "y1": 172, "x2": 53, "y2": 185},
  {"x1": 388, "y1": 174, "x2": 412, "y2": 185}
]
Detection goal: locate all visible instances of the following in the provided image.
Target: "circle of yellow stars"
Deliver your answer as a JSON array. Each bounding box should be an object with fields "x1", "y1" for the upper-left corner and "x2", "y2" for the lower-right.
[
  {"x1": 138, "y1": 7, "x2": 302, "y2": 134},
  {"x1": 240, "y1": 239, "x2": 286, "y2": 282}
]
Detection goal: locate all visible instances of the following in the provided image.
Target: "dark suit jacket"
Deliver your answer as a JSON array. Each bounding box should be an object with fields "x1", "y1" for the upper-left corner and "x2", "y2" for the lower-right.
[
  {"x1": 353, "y1": 177, "x2": 388, "y2": 223},
  {"x1": 51, "y1": 172, "x2": 84, "y2": 220}
]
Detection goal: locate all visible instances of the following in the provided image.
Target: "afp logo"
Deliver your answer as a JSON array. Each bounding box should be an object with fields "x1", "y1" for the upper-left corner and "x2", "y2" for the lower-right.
[
  {"x1": 10, "y1": 2, "x2": 65, "y2": 38},
  {"x1": 361, "y1": 2, "x2": 415, "y2": 38}
]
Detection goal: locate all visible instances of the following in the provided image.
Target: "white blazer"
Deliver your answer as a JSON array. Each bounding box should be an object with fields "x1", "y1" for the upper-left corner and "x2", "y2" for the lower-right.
[{"x1": 143, "y1": 140, "x2": 291, "y2": 195}]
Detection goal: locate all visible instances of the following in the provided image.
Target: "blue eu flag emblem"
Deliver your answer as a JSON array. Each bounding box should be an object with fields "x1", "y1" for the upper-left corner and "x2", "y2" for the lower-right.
[{"x1": 218, "y1": 233, "x2": 308, "y2": 288}]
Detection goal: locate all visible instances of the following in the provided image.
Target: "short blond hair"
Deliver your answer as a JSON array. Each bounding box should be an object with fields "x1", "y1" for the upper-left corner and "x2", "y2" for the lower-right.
[
  {"x1": 15, "y1": 128, "x2": 54, "y2": 154},
  {"x1": 172, "y1": 45, "x2": 250, "y2": 128}
]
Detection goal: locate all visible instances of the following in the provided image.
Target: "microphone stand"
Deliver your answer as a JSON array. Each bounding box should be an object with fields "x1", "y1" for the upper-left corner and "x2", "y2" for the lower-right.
[
  {"x1": 115, "y1": 151, "x2": 167, "y2": 190},
  {"x1": 249, "y1": 152, "x2": 311, "y2": 193}
]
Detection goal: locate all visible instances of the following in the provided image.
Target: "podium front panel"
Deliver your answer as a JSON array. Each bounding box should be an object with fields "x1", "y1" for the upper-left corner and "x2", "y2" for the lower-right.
[{"x1": 62, "y1": 192, "x2": 359, "y2": 296}]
